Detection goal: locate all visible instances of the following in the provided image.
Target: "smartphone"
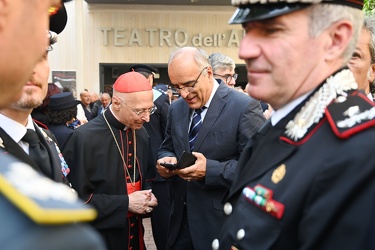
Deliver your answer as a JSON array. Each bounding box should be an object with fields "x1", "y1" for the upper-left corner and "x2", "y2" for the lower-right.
[
  {"x1": 160, "y1": 151, "x2": 196, "y2": 170},
  {"x1": 176, "y1": 151, "x2": 196, "y2": 169},
  {"x1": 160, "y1": 162, "x2": 177, "y2": 170}
]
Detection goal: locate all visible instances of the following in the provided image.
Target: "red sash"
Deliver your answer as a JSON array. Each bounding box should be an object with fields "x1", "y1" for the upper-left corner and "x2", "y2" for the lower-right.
[{"x1": 127, "y1": 180, "x2": 141, "y2": 217}]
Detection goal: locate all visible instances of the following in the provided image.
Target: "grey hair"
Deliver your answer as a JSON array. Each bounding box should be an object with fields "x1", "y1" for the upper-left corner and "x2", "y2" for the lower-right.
[
  {"x1": 168, "y1": 47, "x2": 210, "y2": 75},
  {"x1": 101, "y1": 92, "x2": 111, "y2": 99},
  {"x1": 363, "y1": 15, "x2": 375, "y2": 64},
  {"x1": 208, "y1": 53, "x2": 236, "y2": 74},
  {"x1": 307, "y1": 4, "x2": 363, "y2": 63}
]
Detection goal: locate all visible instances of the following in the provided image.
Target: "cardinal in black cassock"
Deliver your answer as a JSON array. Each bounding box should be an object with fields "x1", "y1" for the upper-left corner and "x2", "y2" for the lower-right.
[{"x1": 62, "y1": 72, "x2": 158, "y2": 250}]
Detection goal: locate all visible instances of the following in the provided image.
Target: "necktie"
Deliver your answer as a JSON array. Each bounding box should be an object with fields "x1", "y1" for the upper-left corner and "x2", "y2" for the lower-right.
[
  {"x1": 189, "y1": 107, "x2": 206, "y2": 151},
  {"x1": 22, "y1": 129, "x2": 52, "y2": 177}
]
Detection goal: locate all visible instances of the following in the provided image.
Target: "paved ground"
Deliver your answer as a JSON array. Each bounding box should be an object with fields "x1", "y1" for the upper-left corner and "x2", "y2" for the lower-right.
[{"x1": 144, "y1": 217, "x2": 157, "y2": 250}]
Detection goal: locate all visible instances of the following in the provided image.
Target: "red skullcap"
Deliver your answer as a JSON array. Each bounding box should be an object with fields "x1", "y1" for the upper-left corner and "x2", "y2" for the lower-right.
[{"x1": 113, "y1": 72, "x2": 152, "y2": 93}]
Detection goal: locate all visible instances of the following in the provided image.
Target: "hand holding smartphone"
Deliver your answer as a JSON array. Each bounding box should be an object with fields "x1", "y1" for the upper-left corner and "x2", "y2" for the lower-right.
[
  {"x1": 160, "y1": 151, "x2": 196, "y2": 170},
  {"x1": 160, "y1": 162, "x2": 177, "y2": 170},
  {"x1": 177, "y1": 151, "x2": 196, "y2": 169}
]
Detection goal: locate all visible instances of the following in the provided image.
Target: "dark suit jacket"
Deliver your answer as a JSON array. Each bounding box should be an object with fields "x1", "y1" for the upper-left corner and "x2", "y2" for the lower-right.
[
  {"x1": 90, "y1": 100, "x2": 101, "y2": 118},
  {"x1": 158, "y1": 82, "x2": 266, "y2": 249},
  {"x1": 81, "y1": 102, "x2": 93, "y2": 121},
  {"x1": 143, "y1": 93, "x2": 170, "y2": 180},
  {"x1": 0, "y1": 122, "x2": 67, "y2": 183}
]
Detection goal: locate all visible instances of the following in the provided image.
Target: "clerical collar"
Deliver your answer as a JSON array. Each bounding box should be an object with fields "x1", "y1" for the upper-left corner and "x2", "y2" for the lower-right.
[{"x1": 104, "y1": 105, "x2": 127, "y2": 130}]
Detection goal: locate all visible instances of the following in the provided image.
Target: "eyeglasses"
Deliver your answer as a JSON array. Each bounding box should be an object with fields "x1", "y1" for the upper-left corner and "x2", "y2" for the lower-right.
[
  {"x1": 119, "y1": 98, "x2": 157, "y2": 116},
  {"x1": 173, "y1": 66, "x2": 208, "y2": 93},
  {"x1": 213, "y1": 73, "x2": 238, "y2": 83}
]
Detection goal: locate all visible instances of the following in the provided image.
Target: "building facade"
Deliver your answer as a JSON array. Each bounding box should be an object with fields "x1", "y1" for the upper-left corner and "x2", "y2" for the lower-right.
[{"x1": 49, "y1": 0, "x2": 245, "y2": 94}]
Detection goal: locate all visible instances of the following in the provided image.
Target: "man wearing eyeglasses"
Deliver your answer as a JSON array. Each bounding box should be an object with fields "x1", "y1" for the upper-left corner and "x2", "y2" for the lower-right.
[
  {"x1": 62, "y1": 71, "x2": 158, "y2": 250},
  {"x1": 209, "y1": 52, "x2": 238, "y2": 88},
  {"x1": 156, "y1": 47, "x2": 266, "y2": 250}
]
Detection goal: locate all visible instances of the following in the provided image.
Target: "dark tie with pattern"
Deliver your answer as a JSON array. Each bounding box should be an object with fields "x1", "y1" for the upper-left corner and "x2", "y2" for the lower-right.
[
  {"x1": 22, "y1": 129, "x2": 52, "y2": 177},
  {"x1": 189, "y1": 107, "x2": 206, "y2": 151}
]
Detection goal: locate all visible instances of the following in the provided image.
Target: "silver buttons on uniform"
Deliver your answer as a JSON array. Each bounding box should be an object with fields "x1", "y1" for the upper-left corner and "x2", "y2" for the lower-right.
[
  {"x1": 212, "y1": 239, "x2": 219, "y2": 250},
  {"x1": 237, "y1": 229, "x2": 245, "y2": 240},
  {"x1": 224, "y1": 202, "x2": 232, "y2": 215}
]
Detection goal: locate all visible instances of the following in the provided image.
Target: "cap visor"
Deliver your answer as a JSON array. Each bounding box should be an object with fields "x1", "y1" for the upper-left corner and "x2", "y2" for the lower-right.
[{"x1": 229, "y1": 3, "x2": 310, "y2": 24}]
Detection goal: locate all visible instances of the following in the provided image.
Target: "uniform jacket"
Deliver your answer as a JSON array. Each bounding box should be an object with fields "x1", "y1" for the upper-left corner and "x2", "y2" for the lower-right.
[
  {"x1": 48, "y1": 124, "x2": 75, "y2": 148},
  {"x1": 158, "y1": 82, "x2": 266, "y2": 249},
  {"x1": 0, "y1": 121, "x2": 68, "y2": 184},
  {"x1": 215, "y1": 68, "x2": 375, "y2": 250},
  {"x1": 0, "y1": 151, "x2": 106, "y2": 250}
]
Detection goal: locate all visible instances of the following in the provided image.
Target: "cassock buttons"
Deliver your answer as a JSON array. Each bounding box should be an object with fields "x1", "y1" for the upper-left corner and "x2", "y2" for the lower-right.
[
  {"x1": 237, "y1": 229, "x2": 245, "y2": 240},
  {"x1": 224, "y1": 202, "x2": 232, "y2": 215},
  {"x1": 128, "y1": 153, "x2": 132, "y2": 157},
  {"x1": 212, "y1": 239, "x2": 219, "y2": 250}
]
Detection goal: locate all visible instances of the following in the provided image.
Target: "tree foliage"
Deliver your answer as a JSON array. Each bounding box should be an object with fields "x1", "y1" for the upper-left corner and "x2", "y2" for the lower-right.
[{"x1": 364, "y1": 0, "x2": 375, "y2": 13}]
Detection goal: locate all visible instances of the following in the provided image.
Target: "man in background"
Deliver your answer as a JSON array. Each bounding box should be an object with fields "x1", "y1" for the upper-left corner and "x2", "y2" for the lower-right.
[
  {"x1": 78, "y1": 90, "x2": 93, "y2": 122},
  {"x1": 209, "y1": 52, "x2": 238, "y2": 88},
  {"x1": 97, "y1": 92, "x2": 111, "y2": 115},
  {"x1": 349, "y1": 15, "x2": 375, "y2": 101},
  {"x1": 90, "y1": 92, "x2": 101, "y2": 117}
]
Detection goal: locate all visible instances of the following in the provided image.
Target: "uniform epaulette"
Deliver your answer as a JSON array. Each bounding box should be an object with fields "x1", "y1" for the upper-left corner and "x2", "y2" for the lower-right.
[
  {"x1": 326, "y1": 91, "x2": 375, "y2": 139},
  {"x1": 0, "y1": 162, "x2": 97, "y2": 224}
]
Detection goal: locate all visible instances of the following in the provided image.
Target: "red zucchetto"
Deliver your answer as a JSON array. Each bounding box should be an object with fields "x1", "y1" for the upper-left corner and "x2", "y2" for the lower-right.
[{"x1": 113, "y1": 72, "x2": 152, "y2": 93}]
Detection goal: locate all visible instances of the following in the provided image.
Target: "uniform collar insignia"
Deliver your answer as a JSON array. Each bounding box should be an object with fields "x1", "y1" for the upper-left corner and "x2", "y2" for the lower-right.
[{"x1": 285, "y1": 69, "x2": 357, "y2": 141}]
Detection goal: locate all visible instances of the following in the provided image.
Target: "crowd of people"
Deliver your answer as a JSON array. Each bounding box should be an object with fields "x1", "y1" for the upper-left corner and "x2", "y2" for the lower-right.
[{"x1": 1, "y1": 0, "x2": 375, "y2": 250}]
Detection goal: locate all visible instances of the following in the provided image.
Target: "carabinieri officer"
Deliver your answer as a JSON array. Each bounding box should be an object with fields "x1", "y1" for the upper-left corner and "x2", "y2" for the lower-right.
[{"x1": 213, "y1": 0, "x2": 375, "y2": 249}]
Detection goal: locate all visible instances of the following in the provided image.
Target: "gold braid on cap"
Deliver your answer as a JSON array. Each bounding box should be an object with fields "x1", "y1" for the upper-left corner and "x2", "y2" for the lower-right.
[{"x1": 232, "y1": 0, "x2": 326, "y2": 7}]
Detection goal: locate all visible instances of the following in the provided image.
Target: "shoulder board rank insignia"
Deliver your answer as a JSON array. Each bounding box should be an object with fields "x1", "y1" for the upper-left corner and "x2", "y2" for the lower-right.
[
  {"x1": 0, "y1": 162, "x2": 97, "y2": 224},
  {"x1": 272, "y1": 164, "x2": 286, "y2": 184},
  {"x1": 326, "y1": 92, "x2": 375, "y2": 139}
]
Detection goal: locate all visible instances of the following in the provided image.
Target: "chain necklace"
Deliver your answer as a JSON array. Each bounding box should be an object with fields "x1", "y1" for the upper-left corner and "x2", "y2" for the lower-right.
[{"x1": 103, "y1": 112, "x2": 137, "y2": 187}]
